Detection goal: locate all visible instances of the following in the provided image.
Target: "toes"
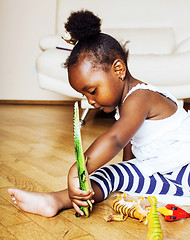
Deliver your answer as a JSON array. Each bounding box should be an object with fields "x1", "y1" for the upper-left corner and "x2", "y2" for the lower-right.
[
  {"x1": 8, "y1": 189, "x2": 18, "y2": 204},
  {"x1": 11, "y1": 197, "x2": 17, "y2": 204},
  {"x1": 8, "y1": 188, "x2": 16, "y2": 197},
  {"x1": 8, "y1": 188, "x2": 14, "y2": 195}
]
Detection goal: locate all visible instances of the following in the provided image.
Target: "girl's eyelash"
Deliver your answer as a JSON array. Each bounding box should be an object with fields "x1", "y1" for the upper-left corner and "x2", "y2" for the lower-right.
[{"x1": 90, "y1": 89, "x2": 96, "y2": 95}]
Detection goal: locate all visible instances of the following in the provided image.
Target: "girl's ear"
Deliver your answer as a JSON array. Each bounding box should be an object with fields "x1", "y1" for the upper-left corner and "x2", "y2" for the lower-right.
[{"x1": 112, "y1": 59, "x2": 126, "y2": 80}]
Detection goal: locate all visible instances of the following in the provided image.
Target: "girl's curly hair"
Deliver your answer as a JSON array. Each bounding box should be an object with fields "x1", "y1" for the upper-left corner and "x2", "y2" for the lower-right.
[{"x1": 64, "y1": 10, "x2": 128, "y2": 71}]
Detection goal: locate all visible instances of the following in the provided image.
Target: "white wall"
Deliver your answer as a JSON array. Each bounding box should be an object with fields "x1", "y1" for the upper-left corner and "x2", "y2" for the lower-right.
[{"x1": 0, "y1": 0, "x2": 64, "y2": 100}]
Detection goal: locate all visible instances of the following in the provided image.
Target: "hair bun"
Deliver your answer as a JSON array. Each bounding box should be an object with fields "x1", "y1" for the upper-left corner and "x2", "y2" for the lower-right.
[{"x1": 65, "y1": 10, "x2": 101, "y2": 42}]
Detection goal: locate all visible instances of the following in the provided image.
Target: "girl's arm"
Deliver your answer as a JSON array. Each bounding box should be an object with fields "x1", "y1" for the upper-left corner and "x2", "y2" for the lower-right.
[
  {"x1": 84, "y1": 90, "x2": 151, "y2": 174},
  {"x1": 68, "y1": 90, "x2": 151, "y2": 213}
]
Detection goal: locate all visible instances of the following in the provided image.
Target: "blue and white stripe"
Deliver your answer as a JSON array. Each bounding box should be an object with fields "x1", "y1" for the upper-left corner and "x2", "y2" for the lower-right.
[{"x1": 90, "y1": 162, "x2": 190, "y2": 205}]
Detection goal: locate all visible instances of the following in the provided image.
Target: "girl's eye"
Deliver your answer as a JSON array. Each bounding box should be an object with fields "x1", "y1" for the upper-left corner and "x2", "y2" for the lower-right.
[{"x1": 90, "y1": 89, "x2": 96, "y2": 95}]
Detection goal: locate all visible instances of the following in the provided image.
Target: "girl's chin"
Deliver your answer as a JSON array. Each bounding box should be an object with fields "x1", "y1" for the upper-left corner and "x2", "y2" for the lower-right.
[{"x1": 102, "y1": 106, "x2": 115, "y2": 113}]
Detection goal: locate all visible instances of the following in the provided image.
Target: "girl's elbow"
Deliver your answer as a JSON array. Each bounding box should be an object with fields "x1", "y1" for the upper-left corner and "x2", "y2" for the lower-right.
[{"x1": 112, "y1": 135, "x2": 125, "y2": 151}]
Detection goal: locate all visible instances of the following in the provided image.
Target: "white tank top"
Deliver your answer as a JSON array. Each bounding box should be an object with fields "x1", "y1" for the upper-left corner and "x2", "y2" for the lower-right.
[{"x1": 115, "y1": 83, "x2": 190, "y2": 176}]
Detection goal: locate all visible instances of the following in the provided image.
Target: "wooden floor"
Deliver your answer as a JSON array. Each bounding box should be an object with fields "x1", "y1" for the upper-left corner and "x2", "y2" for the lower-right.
[{"x1": 0, "y1": 103, "x2": 190, "y2": 240}]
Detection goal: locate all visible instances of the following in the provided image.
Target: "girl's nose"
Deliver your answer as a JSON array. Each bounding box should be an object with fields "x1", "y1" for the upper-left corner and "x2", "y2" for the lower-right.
[{"x1": 88, "y1": 98, "x2": 96, "y2": 106}]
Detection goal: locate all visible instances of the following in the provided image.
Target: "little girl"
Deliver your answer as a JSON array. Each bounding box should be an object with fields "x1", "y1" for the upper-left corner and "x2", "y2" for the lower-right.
[{"x1": 8, "y1": 10, "x2": 190, "y2": 217}]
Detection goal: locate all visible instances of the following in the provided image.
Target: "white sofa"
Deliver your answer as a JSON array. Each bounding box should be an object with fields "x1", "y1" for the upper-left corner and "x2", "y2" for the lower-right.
[{"x1": 36, "y1": 0, "x2": 190, "y2": 122}]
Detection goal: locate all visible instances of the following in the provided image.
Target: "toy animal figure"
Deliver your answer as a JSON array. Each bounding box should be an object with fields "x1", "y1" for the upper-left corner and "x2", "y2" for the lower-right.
[
  {"x1": 157, "y1": 204, "x2": 190, "y2": 222},
  {"x1": 146, "y1": 196, "x2": 163, "y2": 240},
  {"x1": 73, "y1": 102, "x2": 93, "y2": 217},
  {"x1": 104, "y1": 193, "x2": 148, "y2": 223}
]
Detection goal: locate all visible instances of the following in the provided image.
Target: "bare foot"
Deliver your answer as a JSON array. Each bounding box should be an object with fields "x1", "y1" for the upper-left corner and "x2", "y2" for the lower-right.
[{"x1": 8, "y1": 188, "x2": 72, "y2": 217}]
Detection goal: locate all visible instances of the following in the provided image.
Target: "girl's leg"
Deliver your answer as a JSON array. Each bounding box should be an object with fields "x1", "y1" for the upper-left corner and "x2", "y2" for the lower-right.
[
  {"x1": 90, "y1": 162, "x2": 190, "y2": 205},
  {"x1": 8, "y1": 181, "x2": 104, "y2": 218},
  {"x1": 8, "y1": 163, "x2": 190, "y2": 217}
]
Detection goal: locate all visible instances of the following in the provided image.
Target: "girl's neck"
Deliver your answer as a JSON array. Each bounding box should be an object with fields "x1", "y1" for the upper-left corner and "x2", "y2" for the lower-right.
[{"x1": 120, "y1": 77, "x2": 142, "y2": 105}]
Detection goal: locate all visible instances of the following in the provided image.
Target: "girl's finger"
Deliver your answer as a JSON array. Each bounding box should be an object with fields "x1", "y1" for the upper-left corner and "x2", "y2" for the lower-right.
[
  {"x1": 72, "y1": 189, "x2": 94, "y2": 200},
  {"x1": 72, "y1": 199, "x2": 89, "y2": 207},
  {"x1": 72, "y1": 202, "x2": 84, "y2": 216}
]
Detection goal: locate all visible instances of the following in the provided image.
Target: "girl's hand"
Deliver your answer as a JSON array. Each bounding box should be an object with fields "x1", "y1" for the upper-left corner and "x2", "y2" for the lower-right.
[{"x1": 68, "y1": 163, "x2": 94, "y2": 216}]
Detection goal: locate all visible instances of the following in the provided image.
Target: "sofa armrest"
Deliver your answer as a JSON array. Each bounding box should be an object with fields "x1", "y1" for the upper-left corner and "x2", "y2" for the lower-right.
[
  {"x1": 39, "y1": 34, "x2": 73, "y2": 51},
  {"x1": 174, "y1": 37, "x2": 190, "y2": 53}
]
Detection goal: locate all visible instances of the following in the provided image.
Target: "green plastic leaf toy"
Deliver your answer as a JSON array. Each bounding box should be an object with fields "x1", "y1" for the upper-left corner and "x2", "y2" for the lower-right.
[{"x1": 73, "y1": 102, "x2": 93, "y2": 217}]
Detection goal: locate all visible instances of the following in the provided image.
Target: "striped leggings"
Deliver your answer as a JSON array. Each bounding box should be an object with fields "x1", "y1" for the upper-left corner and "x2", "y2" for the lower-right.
[{"x1": 90, "y1": 162, "x2": 190, "y2": 205}]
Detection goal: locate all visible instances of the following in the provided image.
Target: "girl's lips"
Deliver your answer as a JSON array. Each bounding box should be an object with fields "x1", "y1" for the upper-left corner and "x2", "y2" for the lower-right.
[
  {"x1": 95, "y1": 106, "x2": 103, "y2": 110},
  {"x1": 94, "y1": 105, "x2": 102, "y2": 109}
]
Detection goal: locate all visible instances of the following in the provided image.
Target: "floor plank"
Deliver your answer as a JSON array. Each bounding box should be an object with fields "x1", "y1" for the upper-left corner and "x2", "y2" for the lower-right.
[
  {"x1": 0, "y1": 223, "x2": 17, "y2": 240},
  {"x1": 0, "y1": 194, "x2": 31, "y2": 228}
]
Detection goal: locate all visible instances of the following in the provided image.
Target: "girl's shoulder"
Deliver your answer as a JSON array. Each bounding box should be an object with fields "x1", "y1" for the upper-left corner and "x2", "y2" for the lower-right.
[
  {"x1": 115, "y1": 83, "x2": 151, "y2": 121},
  {"x1": 115, "y1": 83, "x2": 178, "y2": 121},
  {"x1": 122, "y1": 83, "x2": 178, "y2": 106}
]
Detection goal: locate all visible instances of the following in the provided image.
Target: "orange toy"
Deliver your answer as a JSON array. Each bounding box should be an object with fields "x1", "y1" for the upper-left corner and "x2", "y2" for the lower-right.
[{"x1": 104, "y1": 193, "x2": 148, "y2": 223}]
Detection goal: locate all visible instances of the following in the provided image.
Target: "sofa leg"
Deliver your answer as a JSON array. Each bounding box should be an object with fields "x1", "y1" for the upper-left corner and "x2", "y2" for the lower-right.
[
  {"x1": 178, "y1": 99, "x2": 184, "y2": 108},
  {"x1": 80, "y1": 108, "x2": 89, "y2": 125}
]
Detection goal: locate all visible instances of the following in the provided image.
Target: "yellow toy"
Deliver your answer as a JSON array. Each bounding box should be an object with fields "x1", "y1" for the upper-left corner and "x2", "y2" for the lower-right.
[
  {"x1": 146, "y1": 196, "x2": 163, "y2": 240},
  {"x1": 104, "y1": 194, "x2": 164, "y2": 240}
]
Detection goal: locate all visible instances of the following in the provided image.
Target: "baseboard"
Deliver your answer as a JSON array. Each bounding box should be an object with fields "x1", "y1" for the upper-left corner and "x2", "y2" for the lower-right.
[
  {"x1": 1, "y1": 99, "x2": 189, "y2": 110},
  {"x1": 0, "y1": 100, "x2": 75, "y2": 105}
]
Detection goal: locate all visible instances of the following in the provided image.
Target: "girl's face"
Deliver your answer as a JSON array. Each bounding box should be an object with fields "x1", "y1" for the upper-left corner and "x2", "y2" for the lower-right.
[{"x1": 69, "y1": 60, "x2": 125, "y2": 113}]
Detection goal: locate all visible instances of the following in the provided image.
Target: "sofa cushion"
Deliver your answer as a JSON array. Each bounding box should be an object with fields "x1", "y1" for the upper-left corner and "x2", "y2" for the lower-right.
[{"x1": 103, "y1": 28, "x2": 175, "y2": 55}]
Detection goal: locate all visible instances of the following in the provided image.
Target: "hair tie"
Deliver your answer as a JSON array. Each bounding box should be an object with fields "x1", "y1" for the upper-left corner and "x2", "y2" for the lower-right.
[{"x1": 61, "y1": 31, "x2": 77, "y2": 45}]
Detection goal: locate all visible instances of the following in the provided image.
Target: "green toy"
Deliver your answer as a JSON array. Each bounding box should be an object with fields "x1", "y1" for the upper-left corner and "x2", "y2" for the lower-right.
[{"x1": 73, "y1": 101, "x2": 93, "y2": 217}]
